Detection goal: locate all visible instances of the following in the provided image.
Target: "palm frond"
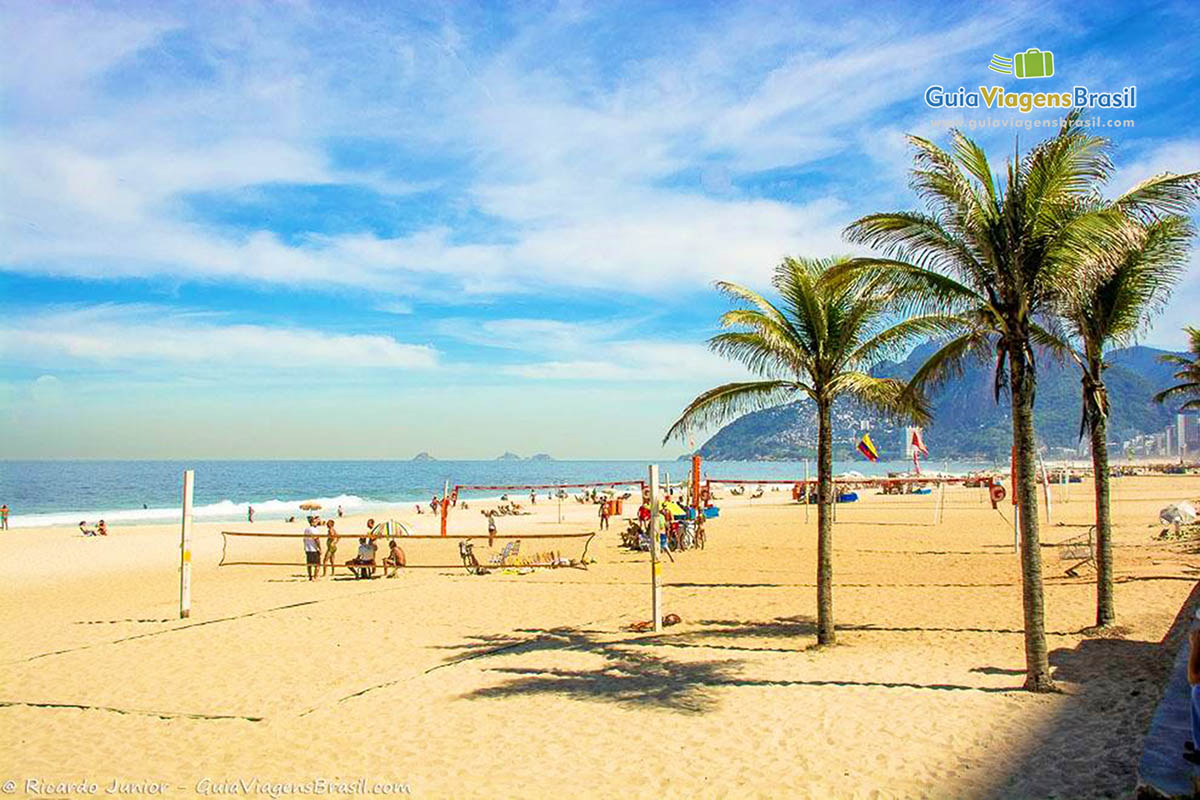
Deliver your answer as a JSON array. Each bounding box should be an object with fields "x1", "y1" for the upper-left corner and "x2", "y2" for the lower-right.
[
  {"x1": 848, "y1": 313, "x2": 967, "y2": 366},
  {"x1": 830, "y1": 372, "x2": 930, "y2": 425},
  {"x1": 662, "y1": 380, "x2": 804, "y2": 445},
  {"x1": 905, "y1": 332, "x2": 993, "y2": 398},
  {"x1": 1112, "y1": 172, "x2": 1200, "y2": 221},
  {"x1": 1154, "y1": 381, "x2": 1200, "y2": 405}
]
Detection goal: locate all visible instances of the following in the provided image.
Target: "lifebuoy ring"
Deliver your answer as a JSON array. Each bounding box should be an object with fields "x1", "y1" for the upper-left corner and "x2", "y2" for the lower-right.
[{"x1": 989, "y1": 483, "x2": 1006, "y2": 508}]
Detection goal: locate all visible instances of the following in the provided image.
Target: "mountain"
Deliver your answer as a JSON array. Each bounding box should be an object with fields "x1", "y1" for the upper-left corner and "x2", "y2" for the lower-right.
[
  {"x1": 496, "y1": 452, "x2": 523, "y2": 461},
  {"x1": 698, "y1": 343, "x2": 1185, "y2": 461},
  {"x1": 411, "y1": 451, "x2": 436, "y2": 461},
  {"x1": 528, "y1": 453, "x2": 555, "y2": 462}
]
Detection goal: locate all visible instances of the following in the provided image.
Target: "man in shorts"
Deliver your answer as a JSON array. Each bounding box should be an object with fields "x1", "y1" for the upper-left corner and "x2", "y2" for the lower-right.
[{"x1": 302, "y1": 517, "x2": 321, "y2": 581}]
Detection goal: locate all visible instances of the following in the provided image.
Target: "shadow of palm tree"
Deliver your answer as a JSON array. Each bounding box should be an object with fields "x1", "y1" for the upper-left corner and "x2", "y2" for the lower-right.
[{"x1": 467, "y1": 646, "x2": 740, "y2": 714}]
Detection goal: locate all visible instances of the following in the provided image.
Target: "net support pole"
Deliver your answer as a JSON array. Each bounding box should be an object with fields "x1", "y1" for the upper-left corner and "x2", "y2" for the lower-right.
[
  {"x1": 1040, "y1": 455, "x2": 1052, "y2": 524},
  {"x1": 179, "y1": 469, "x2": 193, "y2": 619},
  {"x1": 440, "y1": 479, "x2": 449, "y2": 536},
  {"x1": 648, "y1": 464, "x2": 663, "y2": 633}
]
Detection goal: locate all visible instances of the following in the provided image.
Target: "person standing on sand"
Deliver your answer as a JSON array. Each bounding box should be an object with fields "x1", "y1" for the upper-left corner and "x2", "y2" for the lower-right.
[
  {"x1": 322, "y1": 519, "x2": 339, "y2": 577},
  {"x1": 599, "y1": 500, "x2": 610, "y2": 530},
  {"x1": 302, "y1": 517, "x2": 321, "y2": 581},
  {"x1": 637, "y1": 502, "x2": 651, "y2": 533},
  {"x1": 1, "y1": 504, "x2": 8, "y2": 530},
  {"x1": 337, "y1": 505, "x2": 343, "y2": 518},
  {"x1": 530, "y1": 489, "x2": 536, "y2": 505},
  {"x1": 247, "y1": 505, "x2": 254, "y2": 523},
  {"x1": 487, "y1": 512, "x2": 497, "y2": 547}
]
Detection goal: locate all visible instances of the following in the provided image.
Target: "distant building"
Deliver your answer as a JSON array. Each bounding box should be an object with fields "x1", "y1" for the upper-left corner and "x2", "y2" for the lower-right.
[{"x1": 1180, "y1": 413, "x2": 1200, "y2": 457}]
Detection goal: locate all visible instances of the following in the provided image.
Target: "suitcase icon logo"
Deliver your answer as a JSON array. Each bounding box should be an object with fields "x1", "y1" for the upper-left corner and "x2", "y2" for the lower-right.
[{"x1": 989, "y1": 49, "x2": 1055, "y2": 79}]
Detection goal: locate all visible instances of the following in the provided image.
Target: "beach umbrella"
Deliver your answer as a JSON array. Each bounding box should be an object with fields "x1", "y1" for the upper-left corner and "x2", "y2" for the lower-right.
[{"x1": 299, "y1": 502, "x2": 322, "y2": 511}]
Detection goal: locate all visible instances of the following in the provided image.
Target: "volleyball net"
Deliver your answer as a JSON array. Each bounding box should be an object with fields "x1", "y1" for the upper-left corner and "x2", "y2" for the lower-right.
[
  {"x1": 219, "y1": 527, "x2": 597, "y2": 572},
  {"x1": 452, "y1": 479, "x2": 645, "y2": 497}
]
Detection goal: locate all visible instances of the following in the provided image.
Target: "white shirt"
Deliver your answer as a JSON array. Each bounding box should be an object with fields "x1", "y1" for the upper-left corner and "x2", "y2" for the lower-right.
[{"x1": 303, "y1": 527, "x2": 320, "y2": 553}]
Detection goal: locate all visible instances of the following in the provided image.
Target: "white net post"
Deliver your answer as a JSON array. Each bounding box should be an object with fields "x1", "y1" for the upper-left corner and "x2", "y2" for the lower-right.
[
  {"x1": 649, "y1": 464, "x2": 663, "y2": 633},
  {"x1": 180, "y1": 469, "x2": 193, "y2": 619}
]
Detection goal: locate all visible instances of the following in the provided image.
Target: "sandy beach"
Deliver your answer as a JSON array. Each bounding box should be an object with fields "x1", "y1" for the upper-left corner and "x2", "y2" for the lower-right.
[{"x1": 2, "y1": 474, "x2": 1198, "y2": 798}]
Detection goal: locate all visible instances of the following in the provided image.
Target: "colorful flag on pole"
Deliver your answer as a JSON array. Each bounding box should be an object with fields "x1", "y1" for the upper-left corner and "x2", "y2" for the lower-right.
[
  {"x1": 907, "y1": 427, "x2": 929, "y2": 475},
  {"x1": 856, "y1": 433, "x2": 880, "y2": 462},
  {"x1": 909, "y1": 427, "x2": 929, "y2": 457}
]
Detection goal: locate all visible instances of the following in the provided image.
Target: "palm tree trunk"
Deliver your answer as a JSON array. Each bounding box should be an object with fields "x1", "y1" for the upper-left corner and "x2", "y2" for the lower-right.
[
  {"x1": 1087, "y1": 376, "x2": 1115, "y2": 628},
  {"x1": 1010, "y1": 344, "x2": 1055, "y2": 692},
  {"x1": 816, "y1": 395, "x2": 835, "y2": 645}
]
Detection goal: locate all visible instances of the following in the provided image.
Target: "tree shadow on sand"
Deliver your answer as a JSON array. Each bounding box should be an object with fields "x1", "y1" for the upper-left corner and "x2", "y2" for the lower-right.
[
  {"x1": 982, "y1": 605, "x2": 1196, "y2": 799},
  {"x1": 446, "y1": 619, "x2": 1021, "y2": 714}
]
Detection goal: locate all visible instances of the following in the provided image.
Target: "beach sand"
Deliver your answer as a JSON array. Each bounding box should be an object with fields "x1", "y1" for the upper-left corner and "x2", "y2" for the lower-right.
[{"x1": 2, "y1": 474, "x2": 1198, "y2": 798}]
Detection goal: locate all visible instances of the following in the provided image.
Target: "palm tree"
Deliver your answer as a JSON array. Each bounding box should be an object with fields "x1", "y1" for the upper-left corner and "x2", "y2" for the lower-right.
[
  {"x1": 664, "y1": 256, "x2": 930, "y2": 646},
  {"x1": 1155, "y1": 326, "x2": 1200, "y2": 411},
  {"x1": 841, "y1": 111, "x2": 1197, "y2": 691},
  {"x1": 1064, "y1": 216, "x2": 1194, "y2": 628}
]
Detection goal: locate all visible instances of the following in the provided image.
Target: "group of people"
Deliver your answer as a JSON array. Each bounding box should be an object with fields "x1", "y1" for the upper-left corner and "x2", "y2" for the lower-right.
[
  {"x1": 624, "y1": 497, "x2": 706, "y2": 551},
  {"x1": 79, "y1": 519, "x2": 108, "y2": 537},
  {"x1": 301, "y1": 516, "x2": 405, "y2": 581}
]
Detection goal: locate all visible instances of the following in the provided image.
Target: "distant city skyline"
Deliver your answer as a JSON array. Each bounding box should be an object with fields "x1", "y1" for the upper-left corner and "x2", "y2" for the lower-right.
[{"x1": 2, "y1": 1, "x2": 1198, "y2": 458}]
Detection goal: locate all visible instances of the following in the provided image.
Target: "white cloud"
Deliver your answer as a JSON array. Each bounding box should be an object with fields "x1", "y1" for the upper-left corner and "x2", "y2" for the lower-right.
[
  {"x1": 0, "y1": 3, "x2": 1051, "y2": 299},
  {"x1": 0, "y1": 306, "x2": 438, "y2": 369}
]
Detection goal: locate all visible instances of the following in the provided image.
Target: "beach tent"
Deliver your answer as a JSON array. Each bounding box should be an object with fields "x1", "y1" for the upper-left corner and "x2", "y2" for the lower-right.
[{"x1": 661, "y1": 500, "x2": 687, "y2": 518}]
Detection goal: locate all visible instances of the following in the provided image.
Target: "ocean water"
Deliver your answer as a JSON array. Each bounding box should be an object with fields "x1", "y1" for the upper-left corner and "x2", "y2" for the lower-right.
[{"x1": 0, "y1": 459, "x2": 995, "y2": 528}]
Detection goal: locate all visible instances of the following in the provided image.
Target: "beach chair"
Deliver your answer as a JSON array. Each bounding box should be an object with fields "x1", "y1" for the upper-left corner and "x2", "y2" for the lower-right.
[
  {"x1": 489, "y1": 540, "x2": 521, "y2": 568},
  {"x1": 1058, "y1": 526, "x2": 1096, "y2": 578}
]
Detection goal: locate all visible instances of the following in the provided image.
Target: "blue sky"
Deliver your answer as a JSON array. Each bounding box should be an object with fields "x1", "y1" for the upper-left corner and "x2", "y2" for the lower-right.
[{"x1": 2, "y1": 0, "x2": 1198, "y2": 459}]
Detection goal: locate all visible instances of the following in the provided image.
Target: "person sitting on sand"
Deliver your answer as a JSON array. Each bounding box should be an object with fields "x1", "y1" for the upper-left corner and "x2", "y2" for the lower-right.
[
  {"x1": 79, "y1": 521, "x2": 96, "y2": 536},
  {"x1": 366, "y1": 518, "x2": 375, "y2": 536},
  {"x1": 321, "y1": 519, "x2": 339, "y2": 576},
  {"x1": 97, "y1": 519, "x2": 108, "y2": 536},
  {"x1": 347, "y1": 537, "x2": 376, "y2": 579},
  {"x1": 383, "y1": 539, "x2": 406, "y2": 578},
  {"x1": 302, "y1": 517, "x2": 321, "y2": 581}
]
